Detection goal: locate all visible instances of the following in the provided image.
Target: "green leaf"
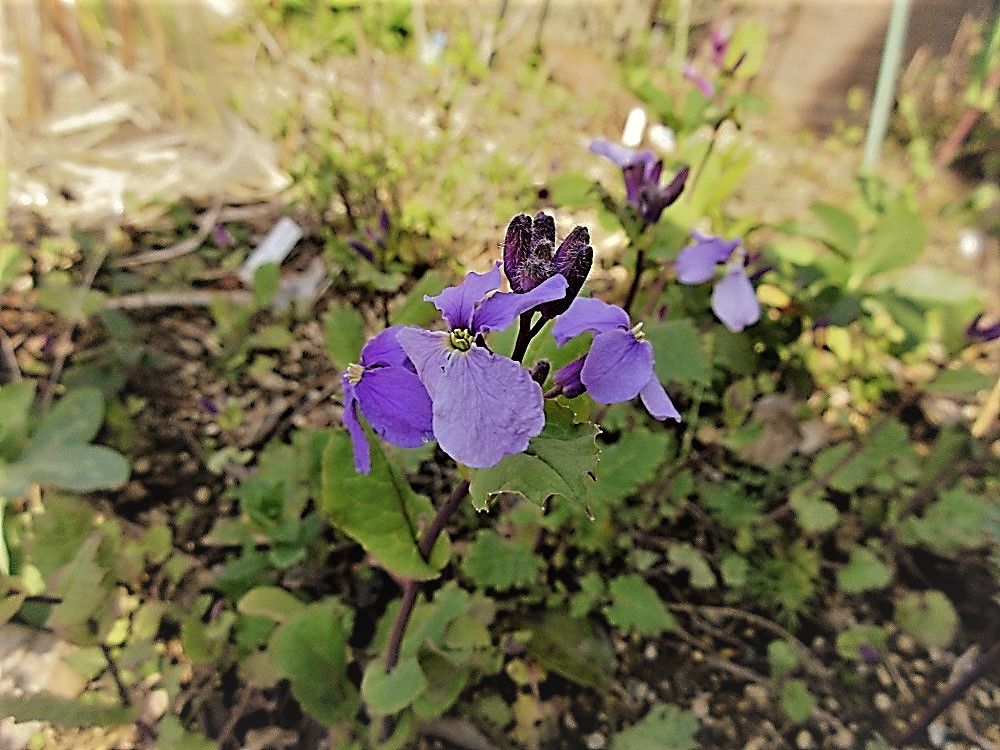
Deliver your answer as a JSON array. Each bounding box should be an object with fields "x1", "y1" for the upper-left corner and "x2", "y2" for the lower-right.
[
  {"x1": 547, "y1": 172, "x2": 595, "y2": 208},
  {"x1": 811, "y1": 442, "x2": 867, "y2": 492},
  {"x1": 898, "y1": 488, "x2": 988, "y2": 553},
  {"x1": 851, "y1": 204, "x2": 925, "y2": 285},
  {"x1": 925, "y1": 367, "x2": 993, "y2": 394},
  {"x1": 789, "y1": 487, "x2": 839, "y2": 533},
  {"x1": 322, "y1": 302, "x2": 365, "y2": 367},
  {"x1": 879, "y1": 266, "x2": 982, "y2": 306},
  {"x1": 668, "y1": 543, "x2": 716, "y2": 589},
  {"x1": 603, "y1": 574, "x2": 676, "y2": 636},
  {"x1": 0, "y1": 693, "x2": 135, "y2": 727},
  {"x1": 525, "y1": 611, "x2": 615, "y2": 689},
  {"x1": 320, "y1": 431, "x2": 448, "y2": 580},
  {"x1": 268, "y1": 600, "x2": 358, "y2": 725},
  {"x1": 589, "y1": 429, "x2": 671, "y2": 506},
  {"x1": 5, "y1": 445, "x2": 129, "y2": 496},
  {"x1": 30, "y1": 387, "x2": 105, "y2": 448},
  {"x1": 767, "y1": 640, "x2": 799, "y2": 678},
  {"x1": 237, "y1": 586, "x2": 306, "y2": 623},
  {"x1": 361, "y1": 656, "x2": 427, "y2": 715},
  {"x1": 393, "y1": 271, "x2": 447, "y2": 327},
  {"x1": 0, "y1": 244, "x2": 28, "y2": 293},
  {"x1": 646, "y1": 319, "x2": 710, "y2": 386},
  {"x1": 895, "y1": 590, "x2": 958, "y2": 649},
  {"x1": 462, "y1": 530, "x2": 541, "y2": 591},
  {"x1": 611, "y1": 703, "x2": 698, "y2": 750},
  {"x1": 835, "y1": 625, "x2": 888, "y2": 660},
  {"x1": 45, "y1": 533, "x2": 109, "y2": 639},
  {"x1": 781, "y1": 679, "x2": 814, "y2": 723},
  {"x1": 413, "y1": 650, "x2": 471, "y2": 719},
  {"x1": 0, "y1": 381, "x2": 35, "y2": 458},
  {"x1": 470, "y1": 403, "x2": 599, "y2": 515},
  {"x1": 720, "y1": 553, "x2": 749, "y2": 587},
  {"x1": 837, "y1": 547, "x2": 891, "y2": 593},
  {"x1": 809, "y1": 202, "x2": 859, "y2": 256},
  {"x1": 252, "y1": 263, "x2": 281, "y2": 305}
]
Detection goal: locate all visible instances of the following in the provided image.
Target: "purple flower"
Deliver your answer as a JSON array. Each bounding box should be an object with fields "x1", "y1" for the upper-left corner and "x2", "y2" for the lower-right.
[
  {"x1": 589, "y1": 139, "x2": 689, "y2": 226},
  {"x1": 503, "y1": 213, "x2": 593, "y2": 318},
  {"x1": 683, "y1": 64, "x2": 716, "y2": 98},
  {"x1": 675, "y1": 230, "x2": 760, "y2": 333},
  {"x1": 396, "y1": 263, "x2": 568, "y2": 468},
  {"x1": 966, "y1": 314, "x2": 1000, "y2": 343},
  {"x1": 551, "y1": 297, "x2": 681, "y2": 421},
  {"x1": 341, "y1": 326, "x2": 434, "y2": 474},
  {"x1": 710, "y1": 25, "x2": 730, "y2": 68}
]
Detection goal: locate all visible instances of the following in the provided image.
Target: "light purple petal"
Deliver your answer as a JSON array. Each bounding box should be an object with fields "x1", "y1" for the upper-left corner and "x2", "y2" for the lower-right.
[
  {"x1": 589, "y1": 138, "x2": 637, "y2": 168},
  {"x1": 580, "y1": 329, "x2": 653, "y2": 403},
  {"x1": 675, "y1": 232, "x2": 740, "y2": 284},
  {"x1": 394, "y1": 328, "x2": 451, "y2": 398},
  {"x1": 711, "y1": 268, "x2": 761, "y2": 332},
  {"x1": 639, "y1": 376, "x2": 682, "y2": 422},
  {"x1": 426, "y1": 263, "x2": 502, "y2": 330},
  {"x1": 341, "y1": 377, "x2": 370, "y2": 474},
  {"x1": 360, "y1": 326, "x2": 410, "y2": 368},
  {"x1": 472, "y1": 274, "x2": 568, "y2": 334},
  {"x1": 552, "y1": 297, "x2": 631, "y2": 345},
  {"x1": 355, "y1": 367, "x2": 434, "y2": 448},
  {"x1": 683, "y1": 64, "x2": 716, "y2": 98},
  {"x1": 398, "y1": 333, "x2": 545, "y2": 467}
]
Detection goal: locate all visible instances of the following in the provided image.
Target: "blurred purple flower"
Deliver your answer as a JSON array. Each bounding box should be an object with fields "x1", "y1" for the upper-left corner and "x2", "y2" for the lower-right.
[
  {"x1": 397, "y1": 263, "x2": 567, "y2": 468},
  {"x1": 966, "y1": 314, "x2": 1000, "y2": 343},
  {"x1": 502, "y1": 212, "x2": 593, "y2": 318},
  {"x1": 551, "y1": 297, "x2": 681, "y2": 421},
  {"x1": 683, "y1": 64, "x2": 716, "y2": 98},
  {"x1": 212, "y1": 224, "x2": 234, "y2": 248},
  {"x1": 676, "y1": 230, "x2": 760, "y2": 333},
  {"x1": 858, "y1": 645, "x2": 880, "y2": 663},
  {"x1": 710, "y1": 25, "x2": 730, "y2": 67},
  {"x1": 589, "y1": 139, "x2": 689, "y2": 226},
  {"x1": 341, "y1": 326, "x2": 434, "y2": 474}
]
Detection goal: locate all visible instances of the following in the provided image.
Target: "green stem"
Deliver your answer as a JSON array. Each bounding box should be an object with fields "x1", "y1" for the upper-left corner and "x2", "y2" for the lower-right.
[
  {"x1": 511, "y1": 312, "x2": 541, "y2": 363},
  {"x1": 672, "y1": 0, "x2": 691, "y2": 72},
  {"x1": 862, "y1": 0, "x2": 913, "y2": 171},
  {"x1": 623, "y1": 247, "x2": 646, "y2": 315}
]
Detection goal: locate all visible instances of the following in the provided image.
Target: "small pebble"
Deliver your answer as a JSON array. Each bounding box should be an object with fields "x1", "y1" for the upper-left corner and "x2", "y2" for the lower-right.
[
  {"x1": 563, "y1": 712, "x2": 578, "y2": 731},
  {"x1": 691, "y1": 692, "x2": 710, "y2": 719},
  {"x1": 972, "y1": 687, "x2": 992, "y2": 709},
  {"x1": 691, "y1": 649, "x2": 704, "y2": 663},
  {"x1": 743, "y1": 738, "x2": 767, "y2": 750},
  {"x1": 744, "y1": 684, "x2": 769, "y2": 709},
  {"x1": 584, "y1": 731, "x2": 606, "y2": 750},
  {"x1": 643, "y1": 643, "x2": 658, "y2": 661},
  {"x1": 194, "y1": 486, "x2": 210, "y2": 504},
  {"x1": 832, "y1": 729, "x2": 855, "y2": 749},
  {"x1": 824, "y1": 697, "x2": 840, "y2": 711},
  {"x1": 874, "y1": 692, "x2": 892, "y2": 712},
  {"x1": 795, "y1": 729, "x2": 814, "y2": 749},
  {"x1": 927, "y1": 721, "x2": 947, "y2": 748},
  {"x1": 896, "y1": 634, "x2": 916, "y2": 655},
  {"x1": 875, "y1": 665, "x2": 892, "y2": 688}
]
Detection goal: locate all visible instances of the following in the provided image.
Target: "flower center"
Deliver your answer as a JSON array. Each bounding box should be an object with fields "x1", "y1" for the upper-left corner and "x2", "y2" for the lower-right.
[
  {"x1": 449, "y1": 328, "x2": 474, "y2": 352},
  {"x1": 345, "y1": 362, "x2": 365, "y2": 384},
  {"x1": 630, "y1": 321, "x2": 646, "y2": 341}
]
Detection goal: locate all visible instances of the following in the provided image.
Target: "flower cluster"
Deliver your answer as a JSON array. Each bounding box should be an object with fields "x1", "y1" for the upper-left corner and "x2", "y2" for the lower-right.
[
  {"x1": 676, "y1": 230, "x2": 760, "y2": 333},
  {"x1": 340, "y1": 213, "x2": 684, "y2": 474},
  {"x1": 589, "y1": 140, "x2": 689, "y2": 228}
]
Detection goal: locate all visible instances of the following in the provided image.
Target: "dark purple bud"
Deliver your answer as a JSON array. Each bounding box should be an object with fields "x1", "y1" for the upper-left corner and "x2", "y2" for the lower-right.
[
  {"x1": 212, "y1": 224, "x2": 234, "y2": 248},
  {"x1": 553, "y1": 356, "x2": 588, "y2": 398},
  {"x1": 503, "y1": 214, "x2": 534, "y2": 293},
  {"x1": 529, "y1": 359, "x2": 550, "y2": 385},
  {"x1": 637, "y1": 165, "x2": 689, "y2": 226},
  {"x1": 348, "y1": 238, "x2": 374, "y2": 262},
  {"x1": 747, "y1": 263, "x2": 774, "y2": 284},
  {"x1": 198, "y1": 396, "x2": 220, "y2": 415},
  {"x1": 710, "y1": 26, "x2": 730, "y2": 67},
  {"x1": 858, "y1": 645, "x2": 880, "y2": 663},
  {"x1": 378, "y1": 207, "x2": 391, "y2": 238},
  {"x1": 530, "y1": 211, "x2": 555, "y2": 251},
  {"x1": 538, "y1": 225, "x2": 592, "y2": 319},
  {"x1": 967, "y1": 314, "x2": 1000, "y2": 343}
]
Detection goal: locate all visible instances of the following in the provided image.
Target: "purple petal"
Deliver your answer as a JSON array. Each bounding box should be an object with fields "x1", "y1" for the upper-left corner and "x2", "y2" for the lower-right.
[
  {"x1": 426, "y1": 263, "x2": 502, "y2": 330},
  {"x1": 398, "y1": 329, "x2": 544, "y2": 468},
  {"x1": 623, "y1": 161, "x2": 649, "y2": 205},
  {"x1": 683, "y1": 64, "x2": 716, "y2": 98},
  {"x1": 581, "y1": 329, "x2": 653, "y2": 403},
  {"x1": 360, "y1": 326, "x2": 410, "y2": 368},
  {"x1": 639, "y1": 376, "x2": 682, "y2": 422},
  {"x1": 552, "y1": 297, "x2": 631, "y2": 345},
  {"x1": 341, "y1": 377, "x2": 371, "y2": 474},
  {"x1": 966, "y1": 313, "x2": 1000, "y2": 343},
  {"x1": 394, "y1": 328, "x2": 451, "y2": 399},
  {"x1": 355, "y1": 367, "x2": 434, "y2": 448},
  {"x1": 589, "y1": 138, "x2": 637, "y2": 168},
  {"x1": 675, "y1": 231, "x2": 740, "y2": 284},
  {"x1": 502, "y1": 215, "x2": 533, "y2": 292},
  {"x1": 711, "y1": 268, "x2": 761, "y2": 332},
  {"x1": 472, "y1": 273, "x2": 568, "y2": 335},
  {"x1": 553, "y1": 356, "x2": 587, "y2": 398}
]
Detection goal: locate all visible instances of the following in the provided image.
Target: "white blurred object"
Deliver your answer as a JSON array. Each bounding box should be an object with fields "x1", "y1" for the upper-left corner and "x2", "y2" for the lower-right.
[
  {"x1": 621, "y1": 107, "x2": 647, "y2": 148},
  {"x1": 240, "y1": 217, "x2": 302, "y2": 283},
  {"x1": 648, "y1": 123, "x2": 676, "y2": 154},
  {"x1": 273, "y1": 257, "x2": 326, "y2": 311},
  {"x1": 420, "y1": 30, "x2": 447, "y2": 65},
  {"x1": 957, "y1": 228, "x2": 984, "y2": 260}
]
